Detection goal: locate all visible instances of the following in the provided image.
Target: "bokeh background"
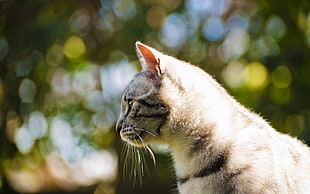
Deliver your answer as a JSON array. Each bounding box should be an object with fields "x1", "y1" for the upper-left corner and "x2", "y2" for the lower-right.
[{"x1": 0, "y1": 0, "x2": 309, "y2": 193}]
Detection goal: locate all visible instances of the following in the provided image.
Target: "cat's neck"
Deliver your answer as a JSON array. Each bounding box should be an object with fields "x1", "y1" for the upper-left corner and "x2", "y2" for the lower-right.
[
  {"x1": 165, "y1": 62, "x2": 255, "y2": 177},
  {"x1": 163, "y1": 60, "x2": 244, "y2": 139},
  {"x1": 162, "y1": 60, "x2": 272, "y2": 178},
  {"x1": 168, "y1": 110, "x2": 234, "y2": 178},
  {"x1": 167, "y1": 105, "x2": 250, "y2": 179}
]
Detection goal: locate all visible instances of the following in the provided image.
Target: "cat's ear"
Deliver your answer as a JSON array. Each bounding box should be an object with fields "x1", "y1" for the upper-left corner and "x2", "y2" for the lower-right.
[{"x1": 136, "y1": 42, "x2": 161, "y2": 76}]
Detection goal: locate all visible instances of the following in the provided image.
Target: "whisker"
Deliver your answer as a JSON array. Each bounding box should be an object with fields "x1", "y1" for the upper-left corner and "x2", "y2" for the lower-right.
[
  {"x1": 134, "y1": 131, "x2": 157, "y2": 165},
  {"x1": 121, "y1": 128, "x2": 157, "y2": 187},
  {"x1": 131, "y1": 145, "x2": 137, "y2": 186},
  {"x1": 120, "y1": 143, "x2": 129, "y2": 161},
  {"x1": 137, "y1": 149, "x2": 144, "y2": 185},
  {"x1": 122, "y1": 130, "x2": 136, "y2": 135},
  {"x1": 134, "y1": 128, "x2": 158, "y2": 137},
  {"x1": 123, "y1": 148, "x2": 128, "y2": 179},
  {"x1": 122, "y1": 144, "x2": 132, "y2": 181},
  {"x1": 145, "y1": 144, "x2": 156, "y2": 165}
]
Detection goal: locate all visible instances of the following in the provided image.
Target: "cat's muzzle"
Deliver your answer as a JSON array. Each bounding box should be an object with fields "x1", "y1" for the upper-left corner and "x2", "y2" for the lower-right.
[{"x1": 119, "y1": 126, "x2": 145, "y2": 147}]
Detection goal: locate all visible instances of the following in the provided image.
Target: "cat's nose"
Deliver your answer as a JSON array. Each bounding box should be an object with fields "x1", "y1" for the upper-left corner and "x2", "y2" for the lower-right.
[{"x1": 116, "y1": 119, "x2": 123, "y2": 134}]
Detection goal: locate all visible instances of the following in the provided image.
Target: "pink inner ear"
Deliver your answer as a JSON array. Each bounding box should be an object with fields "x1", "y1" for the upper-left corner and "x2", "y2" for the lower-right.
[{"x1": 136, "y1": 42, "x2": 161, "y2": 75}]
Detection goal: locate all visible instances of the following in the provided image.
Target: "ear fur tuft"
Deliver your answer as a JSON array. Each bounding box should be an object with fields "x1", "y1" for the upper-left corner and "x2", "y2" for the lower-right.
[{"x1": 136, "y1": 42, "x2": 161, "y2": 76}]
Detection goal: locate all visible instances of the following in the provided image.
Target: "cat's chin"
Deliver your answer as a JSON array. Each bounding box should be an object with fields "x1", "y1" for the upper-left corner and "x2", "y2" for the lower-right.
[{"x1": 124, "y1": 140, "x2": 145, "y2": 147}]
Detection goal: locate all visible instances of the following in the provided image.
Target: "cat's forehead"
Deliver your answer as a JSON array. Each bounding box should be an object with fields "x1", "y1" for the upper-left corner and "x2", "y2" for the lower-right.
[{"x1": 124, "y1": 71, "x2": 160, "y2": 99}]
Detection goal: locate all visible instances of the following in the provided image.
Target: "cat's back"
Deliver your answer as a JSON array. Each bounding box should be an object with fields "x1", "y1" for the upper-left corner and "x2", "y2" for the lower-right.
[
  {"x1": 227, "y1": 122, "x2": 310, "y2": 194},
  {"x1": 166, "y1": 60, "x2": 310, "y2": 194},
  {"x1": 168, "y1": 61, "x2": 310, "y2": 194}
]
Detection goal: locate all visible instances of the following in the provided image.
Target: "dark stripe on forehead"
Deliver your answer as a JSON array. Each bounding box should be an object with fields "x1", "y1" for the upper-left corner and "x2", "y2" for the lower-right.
[
  {"x1": 133, "y1": 101, "x2": 169, "y2": 118},
  {"x1": 134, "y1": 112, "x2": 168, "y2": 118},
  {"x1": 135, "y1": 100, "x2": 168, "y2": 114},
  {"x1": 138, "y1": 99, "x2": 163, "y2": 108}
]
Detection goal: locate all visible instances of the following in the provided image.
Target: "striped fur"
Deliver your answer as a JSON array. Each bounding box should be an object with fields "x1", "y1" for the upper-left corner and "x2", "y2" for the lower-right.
[{"x1": 116, "y1": 42, "x2": 310, "y2": 194}]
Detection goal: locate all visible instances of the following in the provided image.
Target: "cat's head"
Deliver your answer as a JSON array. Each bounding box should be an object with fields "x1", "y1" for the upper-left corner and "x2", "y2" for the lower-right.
[{"x1": 116, "y1": 42, "x2": 170, "y2": 147}]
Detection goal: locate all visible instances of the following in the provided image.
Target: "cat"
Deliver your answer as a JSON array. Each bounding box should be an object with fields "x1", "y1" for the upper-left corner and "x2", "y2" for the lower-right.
[{"x1": 116, "y1": 42, "x2": 310, "y2": 194}]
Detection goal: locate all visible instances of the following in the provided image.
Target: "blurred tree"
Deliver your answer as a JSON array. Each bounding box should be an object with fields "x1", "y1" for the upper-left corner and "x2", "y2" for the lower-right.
[{"x1": 0, "y1": 0, "x2": 309, "y2": 193}]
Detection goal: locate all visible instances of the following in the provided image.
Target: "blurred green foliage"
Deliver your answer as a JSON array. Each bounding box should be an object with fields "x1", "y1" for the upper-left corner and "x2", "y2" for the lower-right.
[{"x1": 0, "y1": 0, "x2": 309, "y2": 193}]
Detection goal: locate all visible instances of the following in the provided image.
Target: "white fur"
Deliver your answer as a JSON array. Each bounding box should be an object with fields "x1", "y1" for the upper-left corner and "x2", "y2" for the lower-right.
[{"x1": 121, "y1": 43, "x2": 310, "y2": 194}]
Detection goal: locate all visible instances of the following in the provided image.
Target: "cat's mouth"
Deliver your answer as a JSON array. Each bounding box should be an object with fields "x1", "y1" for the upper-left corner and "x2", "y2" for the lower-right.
[{"x1": 120, "y1": 127, "x2": 146, "y2": 147}]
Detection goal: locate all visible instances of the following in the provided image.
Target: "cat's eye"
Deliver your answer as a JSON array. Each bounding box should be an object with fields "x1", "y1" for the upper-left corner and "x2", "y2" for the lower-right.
[{"x1": 128, "y1": 99, "x2": 135, "y2": 108}]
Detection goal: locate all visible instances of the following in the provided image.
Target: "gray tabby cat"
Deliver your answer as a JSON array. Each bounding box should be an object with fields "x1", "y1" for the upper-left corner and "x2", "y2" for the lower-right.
[{"x1": 116, "y1": 42, "x2": 310, "y2": 194}]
